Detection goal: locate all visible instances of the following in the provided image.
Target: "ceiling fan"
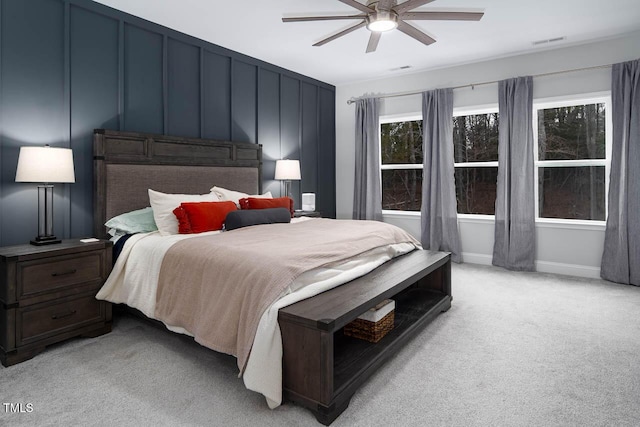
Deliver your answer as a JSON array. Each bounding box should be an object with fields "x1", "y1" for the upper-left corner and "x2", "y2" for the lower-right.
[{"x1": 282, "y1": 0, "x2": 484, "y2": 53}]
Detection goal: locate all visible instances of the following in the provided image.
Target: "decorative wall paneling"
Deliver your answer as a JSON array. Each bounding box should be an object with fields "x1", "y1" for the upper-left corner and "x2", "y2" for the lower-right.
[{"x1": 0, "y1": 0, "x2": 335, "y2": 246}]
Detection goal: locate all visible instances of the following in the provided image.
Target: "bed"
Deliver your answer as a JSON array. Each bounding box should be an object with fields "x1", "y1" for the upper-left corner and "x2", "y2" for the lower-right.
[{"x1": 93, "y1": 129, "x2": 452, "y2": 424}]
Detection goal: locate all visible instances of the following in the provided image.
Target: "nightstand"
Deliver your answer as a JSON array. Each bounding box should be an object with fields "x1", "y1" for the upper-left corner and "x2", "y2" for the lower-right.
[
  {"x1": 294, "y1": 211, "x2": 321, "y2": 218},
  {"x1": 0, "y1": 239, "x2": 113, "y2": 367}
]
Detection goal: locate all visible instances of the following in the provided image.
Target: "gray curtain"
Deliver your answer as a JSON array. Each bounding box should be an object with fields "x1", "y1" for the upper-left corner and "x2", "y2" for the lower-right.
[
  {"x1": 601, "y1": 59, "x2": 640, "y2": 286},
  {"x1": 421, "y1": 89, "x2": 462, "y2": 262},
  {"x1": 492, "y1": 77, "x2": 536, "y2": 271},
  {"x1": 353, "y1": 97, "x2": 383, "y2": 221}
]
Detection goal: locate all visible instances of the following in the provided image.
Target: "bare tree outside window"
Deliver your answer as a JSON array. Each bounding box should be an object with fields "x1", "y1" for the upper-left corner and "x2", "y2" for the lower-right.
[
  {"x1": 381, "y1": 120, "x2": 423, "y2": 164},
  {"x1": 379, "y1": 99, "x2": 608, "y2": 221},
  {"x1": 382, "y1": 169, "x2": 423, "y2": 211},
  {"x1": 539, "y1": 167, "x2": 605, "y2": 220},
  {"x1": 453, "y1": 112, "x2": 499, "y2": 214},
  {"x1": 381, "y1": 113, "x2": 499, "y2": 215},
  {"x1": 536, "y1": 102, "x2": 607, "y2": 220},
  {"x1": 454, "y1": 167, "x2": 498, "y2": 214},
  {"x1": 538, "y1": 104, "x2": 605, "y2": 160},
  {"x1": 380, "y1": 120, "x2": 423, "y2": 211}
]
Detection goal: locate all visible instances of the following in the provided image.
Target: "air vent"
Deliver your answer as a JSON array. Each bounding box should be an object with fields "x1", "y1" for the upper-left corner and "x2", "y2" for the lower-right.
[
  {"x1": 532, "y1": 36, "x2": 566, "y2": 46},
  {"x1": 390, "y1": 65, "x2": 412, "y2": 71}
]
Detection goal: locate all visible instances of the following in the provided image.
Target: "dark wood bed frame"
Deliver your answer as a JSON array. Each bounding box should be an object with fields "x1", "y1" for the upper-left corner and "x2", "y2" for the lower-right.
[{"x1": 93, "y1": 129, "x2": 452, "y2": 425}]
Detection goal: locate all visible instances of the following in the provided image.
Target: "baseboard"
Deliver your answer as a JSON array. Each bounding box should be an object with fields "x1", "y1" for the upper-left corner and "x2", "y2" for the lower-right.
[
  {"x1": 535, "y1": 260, "x2": 601, "y2": 279},
  {"x1": 460, "y1": 252, "x2": 602, "y2": 279},
  {"x1": 460, "y1": 252, "x2": 493, "y2": 266}
]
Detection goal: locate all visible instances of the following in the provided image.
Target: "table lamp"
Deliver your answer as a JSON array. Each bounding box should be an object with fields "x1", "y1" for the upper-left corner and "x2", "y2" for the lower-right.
[
  {"x1": 15, "y1": 145, "x2": 75, "y2": 245},
  {"x1": 275, "y1": 159, "x2": 300, "y2": 199}
]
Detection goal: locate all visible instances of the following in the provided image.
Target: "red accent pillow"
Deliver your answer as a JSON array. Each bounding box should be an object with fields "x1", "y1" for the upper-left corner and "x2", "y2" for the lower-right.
[
  {"x1": 238, "y1": 197, "x2": 294, "y2": 217},
  {"x1": 172, "y1": 201, "x2": 237, "y2": 234}
]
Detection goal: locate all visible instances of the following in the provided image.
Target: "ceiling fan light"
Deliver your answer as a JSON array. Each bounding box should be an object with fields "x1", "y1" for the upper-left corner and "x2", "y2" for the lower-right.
[{"x1": 366, "y1": 11, "x2": 398, "y2": 32}]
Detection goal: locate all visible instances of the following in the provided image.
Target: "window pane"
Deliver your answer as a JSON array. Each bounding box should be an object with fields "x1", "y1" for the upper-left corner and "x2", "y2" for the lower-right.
[
  {"x1": 382, "y1": 169, "x2": 423, "y2": 211},
  {"x1": 453, "y1": 113, "x2": 499, "y2": 162},
  {"x1": 539, "y1": 166, "x2": 605, "y2": 220},
  {"x1": 455, "y1": 167, "x2": 497, "y2": 215},
  {"x1": 538, "y1": 103, "x2": 606, "y2": 160},
  {"x1": 381, "y1": 121, "x2": 423, "y2": 165}
]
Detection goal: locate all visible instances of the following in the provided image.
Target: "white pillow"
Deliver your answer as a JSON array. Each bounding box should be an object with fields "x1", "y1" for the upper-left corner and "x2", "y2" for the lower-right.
[
  {"x1": 210, "y1": 186, "x2": 272, "y2": 208},
  {"x1": 148, "y1": 189, "x2": 219, "y2": 236}
]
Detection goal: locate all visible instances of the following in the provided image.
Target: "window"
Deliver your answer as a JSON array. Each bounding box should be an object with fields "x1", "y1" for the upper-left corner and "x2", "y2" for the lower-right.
[
  {"x1": 453, "y1": 109, "x2": 499, "y2": 215},
  {"x1": 380, "y1": 117, "x2": 423, "y2": 211},
  {"x1": 380, "y1": 111, "x2": 499, "y2": 215},
  {"x1": 534, "y1": 96, "x2": 610, "y2": 221},
  {"x1": 379, "y1": 95, "x2": 610, "y2": 223}
]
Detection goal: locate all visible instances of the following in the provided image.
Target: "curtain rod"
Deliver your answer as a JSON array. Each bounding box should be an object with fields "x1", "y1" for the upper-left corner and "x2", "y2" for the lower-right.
[{"x1": 346, "y1": 63, "x2": 613, "y2": 105}]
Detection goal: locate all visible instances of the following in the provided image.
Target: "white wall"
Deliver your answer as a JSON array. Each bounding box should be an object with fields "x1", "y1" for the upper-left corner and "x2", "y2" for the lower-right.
[{"x1": 335, "y1": 32, "x2": 640, "y2": 278}]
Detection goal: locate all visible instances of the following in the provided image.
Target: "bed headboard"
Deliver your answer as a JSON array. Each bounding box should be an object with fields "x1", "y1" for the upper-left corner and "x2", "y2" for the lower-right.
[{"x1": 93, "y1": 129, "x2": 262, "y2": 239}]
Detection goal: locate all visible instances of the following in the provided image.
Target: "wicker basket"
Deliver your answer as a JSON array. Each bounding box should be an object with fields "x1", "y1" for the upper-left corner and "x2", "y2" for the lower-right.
[{"x1": 344, "y1": 300, "x2": 395, "y2": 343}]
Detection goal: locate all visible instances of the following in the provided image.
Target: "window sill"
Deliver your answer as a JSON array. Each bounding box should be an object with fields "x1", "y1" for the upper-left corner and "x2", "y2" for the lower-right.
[
  {"x1": 383, "y1": 211, "x2": 606, "y2": 231},
  {"x1": 535, "y1": 218, "x2": 606, "y2": 231},
  {"x1": 382, "y1": 210, "x2": 421, "y2": 218},
  {"x1": 457, "y1": 214, "x2": 495, "y2": 223}
]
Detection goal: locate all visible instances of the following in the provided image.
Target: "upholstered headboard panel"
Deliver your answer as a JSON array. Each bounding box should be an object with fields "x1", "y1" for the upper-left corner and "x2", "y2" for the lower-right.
[{"x1": 93, "y1": 129, "x2": 262, "y2": 238}]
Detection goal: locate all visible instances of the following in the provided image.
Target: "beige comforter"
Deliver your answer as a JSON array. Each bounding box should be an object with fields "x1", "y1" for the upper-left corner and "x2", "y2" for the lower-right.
[{"x1": 155, "y1": 218, "x2": 420, "y2": 372}]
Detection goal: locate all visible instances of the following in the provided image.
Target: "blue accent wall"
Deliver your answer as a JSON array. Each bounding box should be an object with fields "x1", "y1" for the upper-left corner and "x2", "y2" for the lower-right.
[{"x1": 0, "y1": 0, "x2": 336, "y2": 246}]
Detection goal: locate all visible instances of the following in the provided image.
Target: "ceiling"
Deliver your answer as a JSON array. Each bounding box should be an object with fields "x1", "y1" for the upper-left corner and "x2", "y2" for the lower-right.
[{"x1": 93, "y1": 0, "x2": 640, "y2": 86}]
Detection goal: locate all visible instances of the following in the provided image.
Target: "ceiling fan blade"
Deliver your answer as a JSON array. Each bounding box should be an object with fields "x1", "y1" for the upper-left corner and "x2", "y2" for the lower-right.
[
  {"x1": 393, "y1": 0, "x2": 437, "y2": 15},
  {"x1": 366, "y1": 32, "x2": 382, "y2": 53},
  {"x1": 283, "y1": 14, "x2": 366, "y2": 23},
  {"x1": 313, "y1": 21, "x2": 367, "y2": 47},
  {"x1": 396, "y1": 21, "x2": 436, "y2": 45},
  {"x1": 338, "y1": 0, "x2": 374, "y2": 13},
  {"x1": 401, "y1": 11, "x2": 484, "y2": 21}
]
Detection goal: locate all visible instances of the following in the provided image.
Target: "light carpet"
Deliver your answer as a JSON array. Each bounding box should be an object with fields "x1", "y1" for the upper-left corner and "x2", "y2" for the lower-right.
[{"x1": 1, "y1": 263, "x2": 639, "y2": 426}]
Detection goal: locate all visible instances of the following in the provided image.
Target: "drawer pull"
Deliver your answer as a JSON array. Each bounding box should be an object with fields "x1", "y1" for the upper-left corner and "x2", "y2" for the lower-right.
[
  {"x1": 51, "y1": 310, "x2": 77, "y2": 320},
  {"x1": 51, "y1": 269, "x2": 77, "y2": 277}
]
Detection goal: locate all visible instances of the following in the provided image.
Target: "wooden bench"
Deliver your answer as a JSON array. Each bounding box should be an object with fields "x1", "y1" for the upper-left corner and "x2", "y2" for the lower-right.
[{"x1": 278, "y1": 249, "x2": 452, "y2": 424}]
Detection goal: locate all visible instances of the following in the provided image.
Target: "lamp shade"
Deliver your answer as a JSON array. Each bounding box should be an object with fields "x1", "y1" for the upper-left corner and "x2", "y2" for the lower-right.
[
  {"x1": 274, "y1": 159, "x2": 301, "y2": 180},
  {"x1": 15, "y1": 146, "x2": 75, "y2": 183}
]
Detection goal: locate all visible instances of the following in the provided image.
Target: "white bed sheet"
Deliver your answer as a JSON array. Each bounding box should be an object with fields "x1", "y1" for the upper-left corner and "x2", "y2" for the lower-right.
[{"x1": 96, "y1": 218, "x2": 417, "y2": 408}]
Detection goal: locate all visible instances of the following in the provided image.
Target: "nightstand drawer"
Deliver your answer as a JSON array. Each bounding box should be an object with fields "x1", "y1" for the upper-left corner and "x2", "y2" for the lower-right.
[
  {"x1": 18, "y1": 252, "x2": 103, "y2": 298},
  {"x1": 17, "y1": 294, "x2": 105, "y2": 346}
]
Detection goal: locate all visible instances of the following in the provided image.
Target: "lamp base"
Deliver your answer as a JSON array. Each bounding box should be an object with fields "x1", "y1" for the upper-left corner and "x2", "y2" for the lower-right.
[{"x1": 30, "y1": 235, "x2": 61, "y2": 246}]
